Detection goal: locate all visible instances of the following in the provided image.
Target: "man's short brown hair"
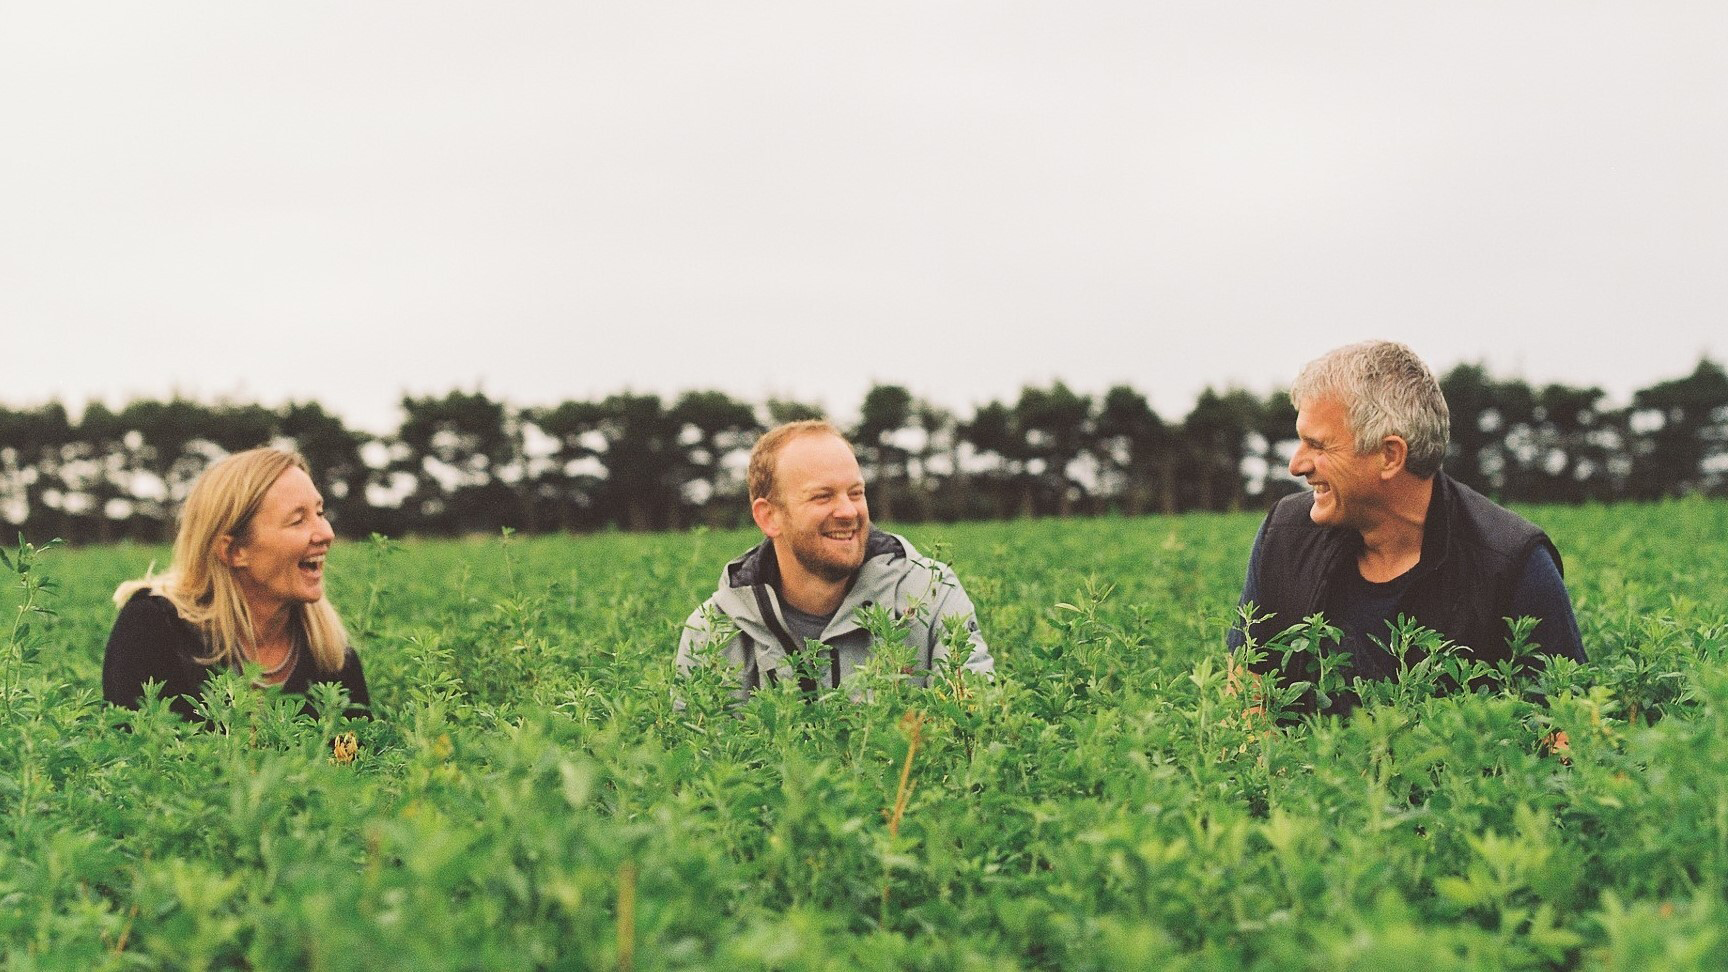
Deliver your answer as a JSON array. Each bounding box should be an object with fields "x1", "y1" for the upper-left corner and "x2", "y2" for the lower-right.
[{"x1": 748, "y1": 419, "x2": 845, "y2": 503}]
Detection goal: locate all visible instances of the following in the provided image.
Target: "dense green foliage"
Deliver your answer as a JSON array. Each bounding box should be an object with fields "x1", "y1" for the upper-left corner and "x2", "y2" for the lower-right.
[{"x1": 5, "y1": 502, "x2": 1728, "y2": 969}]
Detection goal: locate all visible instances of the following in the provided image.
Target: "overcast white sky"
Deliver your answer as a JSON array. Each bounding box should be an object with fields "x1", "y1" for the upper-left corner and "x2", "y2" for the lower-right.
[{"x1": 3, "y1": 3, "x2": 1724, "y2": 433}]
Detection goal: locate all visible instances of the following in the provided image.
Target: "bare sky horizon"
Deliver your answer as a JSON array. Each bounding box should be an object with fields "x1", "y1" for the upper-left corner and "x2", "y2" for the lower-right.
[{"x1": 4, "y1": 3, "x2": 1724, "y2": 434}]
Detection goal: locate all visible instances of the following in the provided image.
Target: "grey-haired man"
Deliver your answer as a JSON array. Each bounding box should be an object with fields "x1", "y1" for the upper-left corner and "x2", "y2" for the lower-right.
[{"x1": 1230, "y1": 340, "x2": 1584, "y2": 712}]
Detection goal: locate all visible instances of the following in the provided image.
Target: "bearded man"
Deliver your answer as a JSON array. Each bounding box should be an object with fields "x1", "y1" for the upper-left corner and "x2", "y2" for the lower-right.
[
  {"x1": 1231, "y1": 340, "x2": 1585, "y2": 713},
  {"x1": 677, "y1": 420, "x2": 993, "y2": 699}
]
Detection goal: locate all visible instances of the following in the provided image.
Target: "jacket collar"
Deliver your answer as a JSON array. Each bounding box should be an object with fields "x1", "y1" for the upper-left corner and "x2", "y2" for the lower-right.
[
  {"x1": 723, "y1": 528, "x2": 905, "y2": 591},
  {"x1": 709, "y1": 529, "x2": 913, "y2": 679},
  {"x1": 1311, "y1": 471, "x2": 1455, "y2": 585},
  {"x1": 1411, "y1": 471, "x2": 1456, "y2": 579}
]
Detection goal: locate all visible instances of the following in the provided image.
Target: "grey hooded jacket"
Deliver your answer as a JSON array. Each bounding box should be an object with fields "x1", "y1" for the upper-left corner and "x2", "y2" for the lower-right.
[{"x1": 676, "y1": 529, "x2": 994, "y2": 698}]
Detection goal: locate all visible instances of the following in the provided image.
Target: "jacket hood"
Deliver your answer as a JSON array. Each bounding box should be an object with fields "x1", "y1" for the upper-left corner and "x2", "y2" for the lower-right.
[
  {"x1": 720, "y1": 528, "x2": 908, "y2": 591},
  {"x1": 707, "y1": 529, "x2": 922, "y2": 652}
]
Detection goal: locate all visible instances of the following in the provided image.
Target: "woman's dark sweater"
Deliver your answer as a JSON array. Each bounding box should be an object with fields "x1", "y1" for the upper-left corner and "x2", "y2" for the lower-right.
[{"x1": 102, "y1": 590, "x2": 370, "y2": 722}]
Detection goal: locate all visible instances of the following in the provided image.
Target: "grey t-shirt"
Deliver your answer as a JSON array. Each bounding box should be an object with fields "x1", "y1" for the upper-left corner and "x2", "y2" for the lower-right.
[{"x1": 780, "y1": 601, "x2": 835, "y2": 648}]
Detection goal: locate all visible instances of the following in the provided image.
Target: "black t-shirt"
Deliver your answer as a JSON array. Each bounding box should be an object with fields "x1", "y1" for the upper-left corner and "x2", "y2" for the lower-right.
[
  {"x1": 1323, "y1": 566, "x2": 1414, "y2": 682},
  {"x1": 1229, "y1": 521, "x2": 1585, "y2": 664},
  {"x1": 102, "y1": 590, "x2": 371, "y2": 723}
]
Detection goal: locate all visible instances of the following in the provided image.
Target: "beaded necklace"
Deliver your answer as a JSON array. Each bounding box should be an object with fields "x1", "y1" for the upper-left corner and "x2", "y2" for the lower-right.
[
  {"x1": 230, "y1": 623, "x2": 301, "y2": 686},
  {"x1": 256, "y1": 633, "x2": 299, "y2": 683}
]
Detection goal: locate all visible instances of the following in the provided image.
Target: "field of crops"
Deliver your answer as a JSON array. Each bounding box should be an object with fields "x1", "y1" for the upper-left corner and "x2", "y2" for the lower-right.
[{"x1": 5, "y1": 501, "x2": 1728, "y2": 970}]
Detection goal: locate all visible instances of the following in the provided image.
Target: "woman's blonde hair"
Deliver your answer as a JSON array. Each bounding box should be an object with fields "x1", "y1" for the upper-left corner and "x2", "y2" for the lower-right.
[{"x1": 114, "y1": 447, "x2": 350, "y2": 673}]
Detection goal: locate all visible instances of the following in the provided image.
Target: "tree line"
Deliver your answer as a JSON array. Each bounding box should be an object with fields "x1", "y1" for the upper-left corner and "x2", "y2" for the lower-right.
[{"x1": 3, "y1": 359, "x2": 1725, "y2": 545}]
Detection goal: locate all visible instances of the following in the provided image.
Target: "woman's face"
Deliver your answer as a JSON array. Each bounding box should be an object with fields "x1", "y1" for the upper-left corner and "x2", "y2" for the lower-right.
[{"x1": 225, "y1": 467, "x2": 333, "y2": 618}]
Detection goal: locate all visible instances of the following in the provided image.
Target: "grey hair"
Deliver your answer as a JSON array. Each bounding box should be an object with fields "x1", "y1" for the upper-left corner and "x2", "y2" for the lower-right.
[{"x1": 1290, "y1": 340, "x2": 1450, "y2": 477}]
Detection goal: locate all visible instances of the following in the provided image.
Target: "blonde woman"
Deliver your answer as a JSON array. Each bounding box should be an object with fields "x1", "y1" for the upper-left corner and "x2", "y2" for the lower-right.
[{"x1": 102, "y1": 447, "x2": 370, "y2": 721}]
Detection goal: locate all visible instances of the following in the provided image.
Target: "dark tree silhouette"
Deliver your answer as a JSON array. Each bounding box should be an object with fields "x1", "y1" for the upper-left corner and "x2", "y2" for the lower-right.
[
  {"x1": 1094, "y1": 385, "x2": 1171, "y2": 516},
  {"x1": 395, "y1": 391, "x2": 522, "y2": 534},
  {"x1": 959, "y1": 399, "x2": 1024, "y2": 519},
  {"x1": 670, "y1": 390, "x2": 760, "y2": 524},
  {"x1": 855, "y1": 384, "x2": 914, "y2": 523},
  {"x1": 1627, "y1": 359, "x2": 1728, "y2": 499},
  {"x1": 4, "y1": 359, "x2": 1725, "y2": 544},
  {"x1": 1014, "y1": 383, "x2": 1092, "y2": 517},
  {"x1": 1181, "y1": 388, "x2": 1258, "y2": 512},
  {"x1": 1439, "y1": 363, "x2": 1500, "y2": 493}
]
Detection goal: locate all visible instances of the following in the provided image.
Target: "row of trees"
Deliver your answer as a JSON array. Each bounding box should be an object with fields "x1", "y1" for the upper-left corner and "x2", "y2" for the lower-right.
[{"x1": 3, "y1": 360, "x2": 1726, "y2": 544}]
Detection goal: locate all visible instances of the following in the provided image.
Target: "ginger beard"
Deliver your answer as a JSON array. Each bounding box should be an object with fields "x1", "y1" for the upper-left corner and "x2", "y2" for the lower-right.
[{"x1": 782, "y1": 506, "x2": 868, "y2": 582}]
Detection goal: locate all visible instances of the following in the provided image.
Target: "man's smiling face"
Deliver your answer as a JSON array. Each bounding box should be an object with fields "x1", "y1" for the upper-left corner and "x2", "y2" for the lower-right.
[
  {"x1": 762, "y1": 431, "x2": 870, "y2": 583},
  {"x1": 1288, "y1": 395, "x2": 1385, "y2": 531}
]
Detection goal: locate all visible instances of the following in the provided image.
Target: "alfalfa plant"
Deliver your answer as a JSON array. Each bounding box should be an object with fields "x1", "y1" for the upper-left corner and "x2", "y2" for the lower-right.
[
  {"x1": 880, "y1": 708, "x2": 926, "y2": 926},
  {"x1": 2, "y1": 534, "x2": 61, "y2": 716}
]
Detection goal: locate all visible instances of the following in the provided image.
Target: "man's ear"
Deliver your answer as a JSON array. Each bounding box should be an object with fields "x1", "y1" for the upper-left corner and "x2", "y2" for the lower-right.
[
  {"x1": 216, "y1": 534, "x2": 248, "y2": 568},
  {"x1": 1379, "y1": 436, "x2": 1409, "y2": 479},
  {"x1": 751, "y1": 497, "x2": 781, "y2": 538}
]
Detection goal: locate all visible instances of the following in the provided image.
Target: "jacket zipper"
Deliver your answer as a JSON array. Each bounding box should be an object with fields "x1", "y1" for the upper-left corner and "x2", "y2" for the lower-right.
[{"x1": 752, "y1": 583, "x2": 819, "y2": 700}]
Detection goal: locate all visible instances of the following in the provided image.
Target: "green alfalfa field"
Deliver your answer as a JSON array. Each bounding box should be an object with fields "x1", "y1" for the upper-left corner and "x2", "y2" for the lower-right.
[{"x1": 4, "y1": 501, "x2": 1728, "y2": 970}]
